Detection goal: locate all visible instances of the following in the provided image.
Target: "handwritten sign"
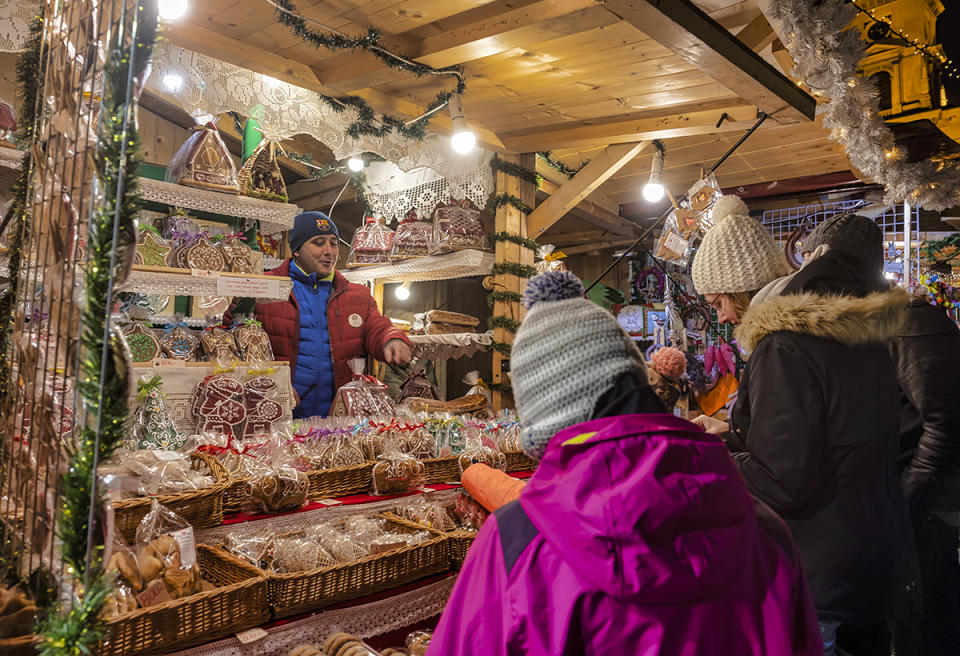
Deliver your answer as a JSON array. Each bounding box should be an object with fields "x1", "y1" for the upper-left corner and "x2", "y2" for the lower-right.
[
  {"x1": 235, "y1": 628, "x2": 268, "y2": 644},
  {"x1": 216, "y1": 277, "x2": 282, "y2": 298},
  {"x1": 137, "y1": 579, "x2": 172, "y2": 608}
]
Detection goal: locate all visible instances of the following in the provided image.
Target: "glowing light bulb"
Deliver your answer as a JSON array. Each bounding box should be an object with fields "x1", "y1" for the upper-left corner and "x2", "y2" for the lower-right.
[
  {"x1": 347, "y1": 157, "x2": 364, "y2": 172},
  {"x1": 395, "y1": 282, "x2": 411, "y2": 300},
  {"x1": 162, "y1": 73, "x2": 183, "y2": 92},
  {"x1": 451, "y1": 130, "x2": 476, "y2": 154},
  {"x1": 158, "y1": 0, "x2": 188, "y2": 20},
  {"x1": 642, "y1": 182, "x2": 665, "y2": 203}
]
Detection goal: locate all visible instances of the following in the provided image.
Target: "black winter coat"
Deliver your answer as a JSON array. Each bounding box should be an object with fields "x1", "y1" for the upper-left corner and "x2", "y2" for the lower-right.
[
  {"x1": 890, "y1": 299, "x2": 960, "y2": 512},
  {"x1": 728, "y1": 256, "x2": 915, "y2": 623}
]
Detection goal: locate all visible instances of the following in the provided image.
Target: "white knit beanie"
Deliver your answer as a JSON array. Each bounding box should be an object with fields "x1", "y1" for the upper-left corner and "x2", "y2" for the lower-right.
[
  {"x1": 691, "y1": 195, "x2": 790, "y2": 295},
  {"x1": 512, "y1": 271, "x2": 648, "y2": 460}
]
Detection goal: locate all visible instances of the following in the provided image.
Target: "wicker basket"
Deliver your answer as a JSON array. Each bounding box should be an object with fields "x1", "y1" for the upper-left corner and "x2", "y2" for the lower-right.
[
  {"x1": 266, "y1": 514, "x2": 449, "y2": 619},
  {"x1": 446, "y1": 529, "x2": 478, "y2": 569},
  {"x1": 422, "y1": 455, "x2": 460, "y2": 484},
  {"x1": 101, "y1": 544, "x2": 269, "y2": 656},
  {"x1": 0, "y1": 635, "x2": 39, "y2": 656},
  {"x1": 504, "y1": 450, "x2": 535, "y2": 473},
  {"x1": 113, "y1": 452, "x2": 230, "y2": 541},
  {"x1": 222, "y1": 462, "x2": 376, "y2": 513}
]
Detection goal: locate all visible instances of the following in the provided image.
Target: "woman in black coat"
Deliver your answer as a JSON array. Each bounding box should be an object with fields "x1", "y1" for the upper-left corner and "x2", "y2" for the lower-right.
[{"x1": 690, "y1": 197, "x2": 915, "y2": 656}]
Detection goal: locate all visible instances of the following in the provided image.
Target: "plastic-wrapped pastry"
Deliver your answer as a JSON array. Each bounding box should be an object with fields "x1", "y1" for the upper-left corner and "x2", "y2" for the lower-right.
[
  {"x1": 371, "y1": 441, "x2": 424, "y2": 495},
  {"x1": 432, "y1": 201, "x2": 487, "y2": 253},
  {"x1": 134, "y1": 500, "x2": 203, "y2": 605},
  {"x1": 346, "y1": 218, "x2": 394, "y2": 268},
  {"x1": 246, "y1": 463, "x2": 309, "y2": 513},
  {"x1": 390, "y1": 213, "x2": 434, "y2": 261},
  {"x1": 165, "y1": 122, "x2": 240, "y2": 194},
  {"x1": 329, "y1": 360, "x2": 395, "y2": 417}
]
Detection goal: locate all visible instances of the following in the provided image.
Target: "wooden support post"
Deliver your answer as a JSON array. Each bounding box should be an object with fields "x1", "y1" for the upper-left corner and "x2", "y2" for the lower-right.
[{"x1": 492, "y1": 153, "x2": 536, "y2": 411}]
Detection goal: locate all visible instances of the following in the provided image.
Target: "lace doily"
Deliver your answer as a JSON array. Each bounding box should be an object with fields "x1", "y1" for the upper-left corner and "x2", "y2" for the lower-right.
[
  {"x1": 340, "y1": 249, "x2": 494, "y2": 284},
  {"x1": 138, "y1": 178, "x2": 299, "y2": 233},
  {"x1": 0, "y1": 145, "x2": 23, "y2": 169},
  {"x1": 362, "y1": 155, "x2": 494, "y2": 223},
  {"x1": 167, "y1": 577, "x2": 455, "y2": 656},
  {"x1": 0, "y1": 0, "x2": 34, "y2": 52},
  {"x1": 118, "y1": 268, "x2": 293, "y2": 300},
  {"x1": 409, "y1": 331, "x2": 493, "y2": 361},
  {"x1": 128, "y1": 364, "x2": 294, "y2": 434},
  {"x1": 147, "y1": 42, "x2": 453, "y2": 173}
]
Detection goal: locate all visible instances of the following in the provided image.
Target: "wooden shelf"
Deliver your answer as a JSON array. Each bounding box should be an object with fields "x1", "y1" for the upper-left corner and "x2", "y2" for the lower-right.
[{"x1": 118, "y1": 265, "x2": 292, "y2": 300}]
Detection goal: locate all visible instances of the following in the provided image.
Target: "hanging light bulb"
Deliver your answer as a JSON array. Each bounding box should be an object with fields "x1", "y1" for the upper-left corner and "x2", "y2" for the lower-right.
[
  {"x1": 158, "y1": 0, "x2": 188, "y2": 20},
  {"x1": 395, "y1": 281, "x2": 412, "y2": 300},
  {"x1": 642, "y1": 142, "x2": 665, "y2": 203},
  {"x1": 347, "y1": 156, "x2": 364, "y2": 172},
  {"x1": 448, "y1": 93, "x2": 476, "y2": 154}
]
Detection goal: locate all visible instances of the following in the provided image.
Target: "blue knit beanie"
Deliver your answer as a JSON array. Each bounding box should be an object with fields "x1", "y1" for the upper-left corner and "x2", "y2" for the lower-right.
[{"x1": 290, "y1": 211, "x2": 339, "y2": 254}]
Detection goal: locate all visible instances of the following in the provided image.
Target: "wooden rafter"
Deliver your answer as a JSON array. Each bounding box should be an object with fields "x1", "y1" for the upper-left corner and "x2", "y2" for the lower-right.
[
  {"x1": 561, "y1": 238, "x2": 638, "y2": 255},
  {"x1": 536, "y1": 181, "x2": 642, "y2": 237},
  {"x1": 735, "y1": 12, "x2": 776, "y2": 53},
  {"x1": 504, "y1": 104, "x2": 757, "y2": 152},
  {"x1": 528, "y1": 141, "x2": 649, "y2": 238},
  {"x1": 603, "y1": 0, "x2": 815, "y2": 123}
]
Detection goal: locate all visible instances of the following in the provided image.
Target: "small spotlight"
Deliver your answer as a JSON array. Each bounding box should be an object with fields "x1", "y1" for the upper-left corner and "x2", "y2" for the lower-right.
[
  {"x1": 448, "y1": 93, "x2": 476, "y2": 155},
  {"x1": 642, "y1": 142, "x2": 666, "y2": 203},
  {"x1": 162, "y1": 73, "x2": 183, "y2": 92},
  {"x1": 451, "y1": 130, "x2": 477, "y2": 154},
  {"x1": 642, "y1": 182, "x2": 664, "y2": 203},
  {"x1": 158, "y1": 0, "x2": 188, "y2": 20},
  {"x1": 347, "y1": 157, "x2": 364, "y2": 172},
  {"x1": 395, "y1": 281, "x2": 412, "y2": 300}
]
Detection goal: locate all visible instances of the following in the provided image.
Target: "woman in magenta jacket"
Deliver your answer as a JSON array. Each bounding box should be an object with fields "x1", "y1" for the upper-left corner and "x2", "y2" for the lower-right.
[
  {"x1": 428, "y1": 272, "x2": 822, "y2": 656},
  {"x1": 225, "y1": 212, "x2": 410, "y2": 417}
]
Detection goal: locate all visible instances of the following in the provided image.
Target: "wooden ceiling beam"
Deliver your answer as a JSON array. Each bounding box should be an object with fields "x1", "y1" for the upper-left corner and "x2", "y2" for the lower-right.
[
  {"x1": 536, "y1": 183, "x2": 641, "y2": 237},
  {"x1": 503, "y1": 103, "x2": 758, "y2": 151},
  {"x1": 320, "y1": 0, "x2": 612, "y2": 92},
  {"x1": 603, "y1": 0, "x2": 815, "y2": 123},
  {"x1": 544, "y1": 229, "x2": 611, "y2": 246},
  {"x1": 529, "y1": 141, "x2": 649, "y2": 238},
  {"x1": 735, "y1": 12, "x2": 776, "y2": 53}
]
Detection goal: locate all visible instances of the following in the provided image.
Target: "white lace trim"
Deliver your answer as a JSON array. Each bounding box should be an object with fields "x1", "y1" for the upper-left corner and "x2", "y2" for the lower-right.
[
  {"x1": 340, "y1": 249, "x2": 494, "y2": 284},
  {"x1": 118, "y1": 268, "x2": 293, "y2": 300},
  {"x1": 0, "y1": 145, "x2": 23, "y2": 169},
  {"x1": 139, "y1": 178, "x2": 299, "y2": 233},
  {"x1": 409, "y1": 331, "x2": 493, "y2": 361},
  {"x1": 167, "y1": 576, "x2": 455, "y2": 656},
  {"x1": 0, "y1": 0, "x2": 33, "y2": 52}
]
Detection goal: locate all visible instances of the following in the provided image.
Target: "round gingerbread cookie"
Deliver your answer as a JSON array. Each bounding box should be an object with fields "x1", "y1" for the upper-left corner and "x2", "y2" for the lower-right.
[
  {"x1": 324, "y1": 633, "x2": 354, "y2": 656},
  {"x1": 123, "y1": 323, "x2": 160, "y2": 362}
]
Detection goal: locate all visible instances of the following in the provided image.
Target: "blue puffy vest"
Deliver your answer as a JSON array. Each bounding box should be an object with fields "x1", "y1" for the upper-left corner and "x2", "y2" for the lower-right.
[{"x1": 289, "y1": 262, "x2": 335, "y2": 418}]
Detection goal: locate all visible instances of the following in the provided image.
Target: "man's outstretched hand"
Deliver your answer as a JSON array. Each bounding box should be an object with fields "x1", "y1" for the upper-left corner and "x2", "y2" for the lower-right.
[{"x1": 384, "y1": 339, "x2": 412, "y2": 366}]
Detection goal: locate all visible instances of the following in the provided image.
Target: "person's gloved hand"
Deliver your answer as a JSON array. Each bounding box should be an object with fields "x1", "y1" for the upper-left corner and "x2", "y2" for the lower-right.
[
  {"x1": 383, "y1": 339, "x2": 412, "y2": 366},
  {"x1": 691, "y1": 414, "x2": 729, "y2": 435}
]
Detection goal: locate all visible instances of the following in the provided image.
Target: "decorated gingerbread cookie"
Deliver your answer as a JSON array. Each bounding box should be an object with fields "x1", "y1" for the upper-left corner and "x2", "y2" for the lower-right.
[
  {"x1": 123, "y1": 322, "x2": 161, "y2": 362},
  {"x1": 185, "y1": 236, "x2": 226, "y2": 272},
  {"x1": 159, "y1": 325, "x2": 200, "y2": 360},
  {"x1": 135, "y1": 231, "x2": 173, "y2": 268}
]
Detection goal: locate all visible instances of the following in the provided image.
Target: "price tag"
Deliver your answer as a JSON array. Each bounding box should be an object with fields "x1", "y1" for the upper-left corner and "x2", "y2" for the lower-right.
[
  {"x1": 315, "y1": 498, "x2": 342, "y2": 506},
  {"x1": 170, "y1": 527, "x2": 197, "y2": 568},
  {"x1": 191, "y1": 268, "x2": 219, "y2": 277},
  {"x1": 235, "y1": 628, "x2": 268, "y2": 644},
  {"x1": 216, "y1": 276, "x2": 282, "y2": 298},
  {"x1": 152, "y1": 449, "x2": 181, "y2": 461},
  {"x1": 152, "y1": 358, "x2": 185, "y2": 368},
  {"x1": 137, "y1": 579, "x2": 172, "y2": 608},
  {"x1": 663, "y1": 231, "x2": 689, "y2": 256},
  {"x1": 420, "y1": 487, "x2": 436, "y2": 493}
]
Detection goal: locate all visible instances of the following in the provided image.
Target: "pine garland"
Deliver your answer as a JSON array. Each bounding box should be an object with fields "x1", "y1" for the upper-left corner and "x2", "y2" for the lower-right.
[
  {"x1": 490, "y1": 341, "x2": 512, "y2": 356},
  {"x1": 486, "y1": 290, "x2": 523, "y2": 306},
  {"x1": 273, "y1": 0, "x2": 464, "y2": 142},
  {"x1": 490, "y1": 156, "x2": 541, "y2": 187},
  {"x1": 489, "y1": 315, "x2": 521, "y2": 332},
  {"x1": 488, "y1": 193, "x2": 533, "y2": 216},
  {"x1": 40, "y1": 4, "x2": 156, "y2": 654},
  {"x1": 493, "y1": 232, "x2": 539, "y2": 252},
  {"x1": 488, "y1": 380, "x2": 513, "y2": 394},
  {"x1": 536, "y1": 151, "x2": 589, "y2": 179},
  {"x1": 492, "y1": 262, "x2": 538, "y2": 279}
]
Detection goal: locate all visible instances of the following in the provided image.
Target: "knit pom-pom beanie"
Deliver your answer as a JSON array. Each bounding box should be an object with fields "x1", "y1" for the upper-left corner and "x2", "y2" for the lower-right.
[
  {"x1": 512, "y1": 271, "x2": 648, "y2": 461},
  {"x1": 691, "y1": 194, "x2": 790, "y2": 295}
]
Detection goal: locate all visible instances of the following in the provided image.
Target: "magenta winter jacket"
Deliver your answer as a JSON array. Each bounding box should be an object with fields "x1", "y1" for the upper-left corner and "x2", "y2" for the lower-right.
[{"x1": 428, "y1": 414, "x2": 823, "y2": 656}]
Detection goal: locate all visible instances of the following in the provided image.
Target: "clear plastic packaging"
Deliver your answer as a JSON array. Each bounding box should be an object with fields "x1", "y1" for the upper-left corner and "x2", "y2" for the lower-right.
[
  {"x1": 232, "y1": 318, "x2": 275, "y2": 362},
  {"x1": 103, "y1": 448, "x2": 214, "y2": 497},
  {"x1": 135, "y1": 499, "x2": 203, "y2": 605},
  {"x1": 457, "y1": 431, "x2": 507, "y2": 477},
  {"x1": 244, "y1": 438, "x2": 309, "y2": 513},
  {"x1": 431, "y1": 201, "x2": 488, "y2": 253},
  {"x1": 193, "y1": 373, "x2": 247, "y2": 438},
  {"x1": 105, "y1": 528, "x2": 142, "y2": 617},
  {"x1": 453, "y1": 490, "x2": 489, "y2": 531},
  {"x1": 329, "y1": 359, "x2": 396, "y2": 417},
  {"x1": 394, "y1": 495, "x2": 456, "y2": 532},
  {"x1": 159, "y1": 322, "x2": 201, "y2": 361},
  {"x1": 242, "y1": 376, "x2": 284, "y2": 440},
  {"x1": 165, "y1": 122, "x2": 240, "y2": 194},
  {"x1": 389, "y1": 214, "x2": 435, "y2": 261},
  {"x1": 217, "y1": 235, "x2": 261, "y2": 274},
  {"x1": 346, "y1": 218, "x2": 395, "y2": 268},
  {"x1": 406, "y1": 630, "x2": 434, "y2": 656},
  {"x1": 200, "y1": 325, "x2": 240, "y2": 363},
  {"x1": 371, "y1": 440, "x2": 425, "y2": 496}
]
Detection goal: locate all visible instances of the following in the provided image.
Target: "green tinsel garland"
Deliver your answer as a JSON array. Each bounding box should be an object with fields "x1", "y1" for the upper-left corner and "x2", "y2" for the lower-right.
[
  {"x1": 490, "y1": 341, "x2": 512, "y2": 356},
  {"x1": 40, "y1": 4, "x2": 156, "y2": 653},
  {"x1": 0, "y1": 18, "x2": 43, "y2": 403},
  {"x1": 490, "y1": 156, "x2": 541, "y2": 188},
  {"x1": 486, "y1": 289, "x2": 523, "y2": 307},
  {"x1": 493, "y1": 232, "x2": 539, "y2": 252},
  {"x1": 489, "y1": 315, "x2": 521, "y2": 332},
  {"x1": 488, "y1": 193, "x2": 533, "y2": 217},
  {"x1": 273, "y1": 0, "x2": 464, "y2": 142},
  {"x1": 488, "y1": 380, "x2": 513, "y2": 394},
  {"x1": 492, "y1": 262, "x2": 538, "y2": 279},
  {"x1": 537, "y1": 151, "x2": 589, "y2": 179}
]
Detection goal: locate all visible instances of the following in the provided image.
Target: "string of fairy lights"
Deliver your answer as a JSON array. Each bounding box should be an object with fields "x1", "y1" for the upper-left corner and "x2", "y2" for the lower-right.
[{"x1": 849, "y1": 0, "x2": 960, "y2": 80}]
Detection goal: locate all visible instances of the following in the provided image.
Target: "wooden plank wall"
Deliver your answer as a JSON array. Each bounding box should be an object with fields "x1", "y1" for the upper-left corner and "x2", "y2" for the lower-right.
[{"x1": 563, "y1": 251, "x2": 633, "y2": 301}]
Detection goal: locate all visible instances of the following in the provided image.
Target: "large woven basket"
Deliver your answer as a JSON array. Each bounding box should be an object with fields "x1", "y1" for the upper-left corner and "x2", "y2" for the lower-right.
[
  {"x1": 113, "y1": 452, "x2": 229, "y2": 541},
  {"x1": 504, "y1": 450, "x2": 535, "y2": 473},
  {"x1": 222, "y1": 461, "x2": 376, "y2": 513},
  {"x1": 101, "y1": 544, "x2": 269, "y2": 656},
  {"x1": 265, "y1": 514, "x2": 449, "y2": 618},
  {"x1": 421, "y1": 455, "x2": 460, "y2": 484},
  {"x1": 445, "y1": 529, "x2": 478, "y2": 569}
]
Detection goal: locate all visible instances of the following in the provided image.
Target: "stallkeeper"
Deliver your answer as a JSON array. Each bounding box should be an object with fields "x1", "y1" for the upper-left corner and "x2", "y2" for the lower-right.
[{"x1": 226, "y1": 211, "x2": 411, "y2": 417}]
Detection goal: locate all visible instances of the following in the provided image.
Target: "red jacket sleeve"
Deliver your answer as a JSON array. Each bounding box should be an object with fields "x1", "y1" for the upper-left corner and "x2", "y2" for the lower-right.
[{"x1": 361, "y1": 292, "x2": 411, "y2": 361}]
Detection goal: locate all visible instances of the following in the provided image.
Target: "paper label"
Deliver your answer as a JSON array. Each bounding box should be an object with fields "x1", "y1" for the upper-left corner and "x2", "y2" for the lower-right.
[
  {"x1": 152, "y1": 358, "x2": 186, "y2": 368},
  {"x1": 663, "y1": 231, "x2": 689, "y2": 256},
  {"x1": 420, "y1": 486, "x2": 436, "y2": 493},
  {"x1": 137, "y1": 579, "x2": 172, "y2": 608},
  {"x1": 235, "y1": 628, "x2": 268, "y2": 644},
  {"x1": 315, "y1": 498, "x2": 342, "y2": 506},
  {"x1": 152, "y1": 449, "x2": 181, "y2": 461},
  {"x1": 191, "y1": 268, "x2": 219, "y2": 277},
  {"x1": 216, "y1": 276, "x2": 281, "y2": 298},
  {"x1": 170, "y1": 527, "x2": 197, "y2": 569}
]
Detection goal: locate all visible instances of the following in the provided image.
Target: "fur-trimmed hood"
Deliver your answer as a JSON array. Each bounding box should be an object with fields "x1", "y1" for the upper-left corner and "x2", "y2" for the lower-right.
[{"x1": 735, "y1": 287, "x2": 911, "y2": 352}]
